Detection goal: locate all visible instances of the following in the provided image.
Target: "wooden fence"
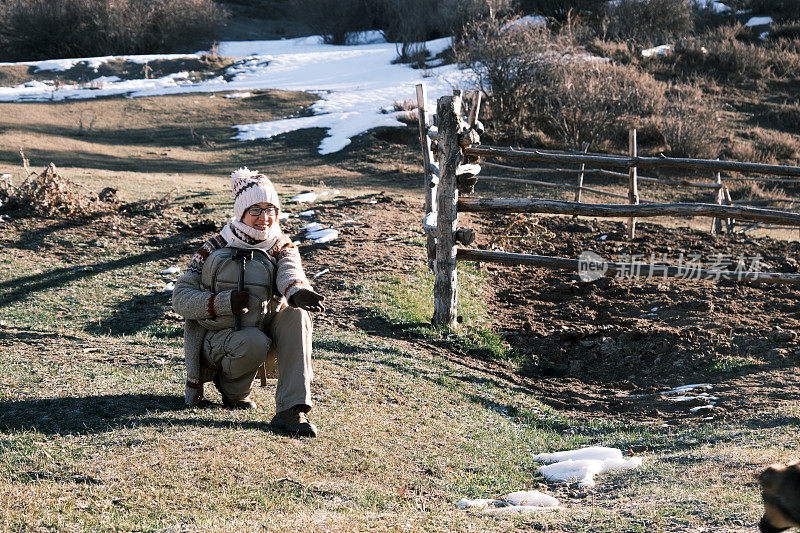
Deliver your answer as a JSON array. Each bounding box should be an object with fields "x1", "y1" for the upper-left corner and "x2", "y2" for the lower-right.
[{"x1": 416, "y1": 85, "x2": 800, "y2": 328}]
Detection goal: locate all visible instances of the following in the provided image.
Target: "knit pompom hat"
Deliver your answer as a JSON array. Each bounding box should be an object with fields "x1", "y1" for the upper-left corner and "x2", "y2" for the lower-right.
[{"x1": 230, "y1": 167, "x2": 280, "y2": 220}]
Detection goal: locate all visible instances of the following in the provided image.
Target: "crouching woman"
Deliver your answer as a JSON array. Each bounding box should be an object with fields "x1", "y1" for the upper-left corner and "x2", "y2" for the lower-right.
[{"x1": 172, "y1": 168, "x2": 325, "y2": 437}]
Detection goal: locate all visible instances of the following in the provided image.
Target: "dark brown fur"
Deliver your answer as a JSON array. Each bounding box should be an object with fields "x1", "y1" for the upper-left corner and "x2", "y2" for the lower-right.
[{"x1": 760, "y1": 461, "x2": 800, "y2": 533}]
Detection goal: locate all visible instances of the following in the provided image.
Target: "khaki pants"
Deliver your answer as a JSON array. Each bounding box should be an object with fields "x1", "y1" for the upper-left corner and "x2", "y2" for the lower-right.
[{"x1": 202, "y1": 305, "x2": 313, "y2": 412}]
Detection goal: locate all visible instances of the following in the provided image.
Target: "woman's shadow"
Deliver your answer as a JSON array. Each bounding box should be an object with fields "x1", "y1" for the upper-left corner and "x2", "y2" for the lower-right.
[{"x1": 0, "y1": 393, "x2": 279, "y2": 435}]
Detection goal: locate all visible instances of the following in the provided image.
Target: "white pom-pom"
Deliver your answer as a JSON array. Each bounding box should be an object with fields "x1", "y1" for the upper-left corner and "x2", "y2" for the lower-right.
[{"x1": 230, "y1": 167, "x2": 259, "y2": 180}]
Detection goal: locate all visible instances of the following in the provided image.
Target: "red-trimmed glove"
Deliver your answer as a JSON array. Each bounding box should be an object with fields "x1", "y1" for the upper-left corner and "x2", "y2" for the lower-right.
[
  {"x1": 231, "y1": 290, "x2": 250, "y2": 315},
  {"x1": 291, "y1": 289, "x2": 325, "y2": 313}
]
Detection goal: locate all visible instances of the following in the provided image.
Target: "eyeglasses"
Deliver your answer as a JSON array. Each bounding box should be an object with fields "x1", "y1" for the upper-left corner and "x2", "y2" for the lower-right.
[{"x1": 247, "y1": 205, "x2": 278, "y2": 217}]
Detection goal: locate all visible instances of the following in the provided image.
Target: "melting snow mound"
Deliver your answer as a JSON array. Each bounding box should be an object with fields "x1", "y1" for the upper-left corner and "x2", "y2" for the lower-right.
[
  {"x1": 534, "y1": 446, "x2": 643, "y2": 487},
  {"x1": 532, "y1": 445, "x2": 622, "y2": 464},
  {"x1": 455, "y1": 490, "x2": 560, "y2": 515}
]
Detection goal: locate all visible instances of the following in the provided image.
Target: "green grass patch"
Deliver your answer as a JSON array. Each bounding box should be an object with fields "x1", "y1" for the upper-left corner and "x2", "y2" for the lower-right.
[{"x1": 353, "y1": 263, "x2": 513, "y2": 360}]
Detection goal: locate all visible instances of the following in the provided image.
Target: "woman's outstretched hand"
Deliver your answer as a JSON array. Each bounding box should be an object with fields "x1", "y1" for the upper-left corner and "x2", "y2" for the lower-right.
[{"x1": 291, "y1": 289, "x2": 325, "y2": 312}]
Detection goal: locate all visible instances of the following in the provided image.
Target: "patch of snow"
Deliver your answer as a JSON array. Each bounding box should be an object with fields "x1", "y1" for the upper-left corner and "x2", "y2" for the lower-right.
[
  {"x1": 162, "y1": 282, "x2": 175, "y2": 292},
  {"x1": 161, "y1": 266, "x2": 181, "y2": 275},
  {"x1": 746, "y1": 16, "x2": 773, "y2": 26},
  {"x1": 661, "y1": 383, "x2": 712, "y2": 395},
  {"x1": 278, "y1": 213, "x2": 290, "y2": 221},
  {"x1": 455, "y1": 498, "x2": 497, "y2": 509},
  {"x1": 642, "y1": 45, "x2": 672, "y2": 58},
  {"x1": 299, "y1": 210, "x2": 315, "y2": 217},
  {"x1": 533, "y1": 446, "x2": 622, "y2": 464},
  {"x1": 502, "y1": 15, "x2": 547, "y2": 31},
  {"x1": 301, "y1": 222, "x2": 323, "y2": 231},
  {"x1": 308, "y1": 228, "x2": 339, "y2": 243},
  {"x1": 482, "y1": 505, "x2": 560, "y2": 515},
  {"x1": 313, "y1": 268, "x2": 330, "y2": 279},
  {"x1": 503, "y1": 491, "x2": 559, "y2": 507},
  {"x1": 690, "y1": 404, "x2": 715, "y2": 412},
  {"x1": 456, "y1": 490, "x2": 559, "y2": 513},
  {"x1": 290, "y1": 192, "x2": 318, "y2": 203},
  {"x1": 223, "y1": 92, "x2": 252, "y2": 98},
  {"x1": 340, "y1": 219, "x2": 356, "y2": 225},
  {"x1": 536, "y1": 457, "x2": 642, "y2": 487},
  {"x1": 534, "y1": 447, "x2": 642, "y2": 487},
  {"x1": 760, "y1": 31, "x2": 770, "y2": 39},
  {"x1": 666, "y1": 393, "x2": 718, "y2": 402},
  {"x1": 693, "y1": 0, "x2": 731, "y2": 12}
]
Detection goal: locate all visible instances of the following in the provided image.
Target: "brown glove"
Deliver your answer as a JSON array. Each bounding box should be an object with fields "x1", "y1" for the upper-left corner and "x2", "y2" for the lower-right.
[
  {"x1": 290, "y1": 289, "x2": 325, "y2": 313},
  {"x1": 231, "y1": 290, "x2": 249, "y2": 315}
]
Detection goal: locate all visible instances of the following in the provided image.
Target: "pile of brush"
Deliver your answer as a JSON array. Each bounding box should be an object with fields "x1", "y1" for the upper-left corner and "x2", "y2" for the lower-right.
[{"x1": 0, "y1": 151, "x2": 175, "y2": 218}]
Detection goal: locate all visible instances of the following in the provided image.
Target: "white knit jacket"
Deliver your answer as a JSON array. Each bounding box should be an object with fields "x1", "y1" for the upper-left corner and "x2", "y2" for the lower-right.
[{"x1": 172, "y1": 232, "x2": 312, "y2": 406}]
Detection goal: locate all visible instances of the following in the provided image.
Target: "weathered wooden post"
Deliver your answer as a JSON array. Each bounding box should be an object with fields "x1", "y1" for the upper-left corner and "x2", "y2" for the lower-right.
[
  {"x1": 573, "y1": 142, "x2": 589, "y2": 219},
  {"x1": 432, "y1": 92, "x2": 463, "y2": 328},
  {"x1": 711, "y1": 170, "x2": 724, "y2": 234},
  {"x1": 724, "y1": 186, "x2": 735, "y2": 233},
  {"x1": 416, "y1": 83, "x2": 437, "y2": 270},
  {"x1": 627, "y1": 129, "x2": 639, "y2": 239}
]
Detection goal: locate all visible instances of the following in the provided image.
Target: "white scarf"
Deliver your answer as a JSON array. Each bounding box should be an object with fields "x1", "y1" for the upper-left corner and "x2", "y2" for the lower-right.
[{"x1": 220, "y1": 219, "x2": 283, "y2": 251}]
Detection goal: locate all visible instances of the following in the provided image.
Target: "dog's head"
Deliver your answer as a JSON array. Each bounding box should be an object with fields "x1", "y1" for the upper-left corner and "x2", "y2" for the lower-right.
[{"x1": 759, "y1": 461, "x2": 800, "y2": 533}]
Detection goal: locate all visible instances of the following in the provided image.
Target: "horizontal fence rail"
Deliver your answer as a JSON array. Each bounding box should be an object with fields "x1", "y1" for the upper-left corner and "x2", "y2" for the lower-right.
[
  {"x1": 481, "y1": 161, "x2": 722, "y2": 189},
  {"x1": 466, "y1": 145, "x2": 800, "y2": 178},
  {"x1": 458, "y1": 198, "x2": 800, "y2": 226},
  {"x1": 456, "y1": 249, "x2": 800, "y2": 285}
]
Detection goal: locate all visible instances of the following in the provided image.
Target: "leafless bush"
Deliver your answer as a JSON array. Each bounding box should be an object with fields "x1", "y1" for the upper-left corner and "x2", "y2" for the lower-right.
[
  {"x1": 742, "y1": 0, "x2": 800, "y2": 21},
  {"x1": 766, "y1": 104, "x2": 800, "y2": 131},
  {"x1": 0, "y1": 0, "x2": 227, "y2": 61},
  {"x1": 527, "y1": 62, "x2": 668, "y2": 149},
  {"x1": 654, "y1": 24, "x2": 800, "y2": 81},
  {"x1": 369, "y1": 0, "x2": 511, "y2": 64},
  {"x1": 658, "y1": 97, "x2": 723, "y2": 159},
  {"x1": 457, "y1": 16, "x2": 577, "y2": 135},
  {"x1": 754, "y1": 128, "x2": 799, "y2": 162},
  {"x1": 290, "y1": 0, "x2": 371, "y2": 45},
  {"x1": 458, "y1": 16, "x2": 668, "y2": 148},
  {"x1": 602, "y1": 0, "x2": 693, "y2": 45},
  {"x1": 517, "y1": 0, "x2": 606, "y2": 20}
]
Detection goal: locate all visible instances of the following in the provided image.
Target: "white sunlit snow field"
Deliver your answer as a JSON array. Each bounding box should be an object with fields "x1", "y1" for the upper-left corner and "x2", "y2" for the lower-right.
[{"x1": 0, "y1": 32, "x2": 471, "y2": 154}]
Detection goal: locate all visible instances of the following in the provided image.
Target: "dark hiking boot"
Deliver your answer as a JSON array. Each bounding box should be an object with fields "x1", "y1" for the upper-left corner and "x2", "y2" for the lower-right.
[
  {"x1": 270, "y1": 406, "x2": 317, "y2": 438},
  {"x1": 222, "y1": 396, "x2": 257, "y2": 410},
  {"x1": 214, "y1": 372, "x2": 256, "y2": 410}
]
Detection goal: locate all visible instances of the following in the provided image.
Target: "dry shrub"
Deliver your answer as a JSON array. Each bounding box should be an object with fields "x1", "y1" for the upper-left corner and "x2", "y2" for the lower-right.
[
  {"x1": 458, "y1": 15, "x2": 668, "y2": 148},
  {"x1": 0, "y1": 160, "x2": 176, "y2": 218},
  {"x1": 529, "y1": 62, "x2": 667, "y2": 149},
  {"x1": 602, "y1": 0, "x2": 694, "y2": 46},
  {"x1": 743, "y1": 0, "x2": 800, "y2": 21},
  {"x1": 0, "y1": 0, "x2": 227, "y2": 61},
  {"x1": 737, "y1": 181, "x2": 792, "y2": 204},
  {"x1": 658, "y1": 95, "x2": 723, "y2": 159},
  {"x1": 655, "y1": 24, "x2": 800, "y2": 81},
  {"x1": 289, "y1": 0, "x2": 371, "y2": 45},
  {"x1": 517, "y1": 0, "x2": 606, "y2": 20},
  {"x1": 584, "y1": 38, "x2": 638, "y2": 64},
  {"x1": 0, "y1": 164, "x2": 107, "y2": 217},
  {"x1": 457, "y1": 16, "x2": 584, "y2": 137},
  {"x1": 766, "y1": 104, "x2": 800, "y2": 131},
  {"x1": 754, "y1": 129, "x2": 799, "y2": 162}
]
